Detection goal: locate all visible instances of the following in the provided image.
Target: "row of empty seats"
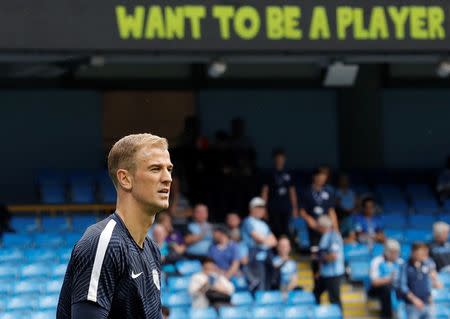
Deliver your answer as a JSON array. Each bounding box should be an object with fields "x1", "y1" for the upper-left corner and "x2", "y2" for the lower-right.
[
  {"x1": 37, "y1": 170, "x2": 115, "y2": 204},
  {"x1": 9, "y1": 215, "x2": 98, "y2": 233},
  {"x1": 1, "y1": 233, "x2": 82, "y2": 248}
]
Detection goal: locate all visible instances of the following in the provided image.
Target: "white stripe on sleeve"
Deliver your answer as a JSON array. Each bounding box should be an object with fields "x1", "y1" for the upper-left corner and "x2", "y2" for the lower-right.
[{"x1": 87, "y1": 219, "x2": 117, "y2": 302}]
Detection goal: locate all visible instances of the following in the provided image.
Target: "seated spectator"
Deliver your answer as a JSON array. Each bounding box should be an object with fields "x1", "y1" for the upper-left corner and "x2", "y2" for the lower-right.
[
  {"x1": 189, "y1": 257, "x2": 235, "y2": 308},
  {"x1": 157, "y1": 212, "x2": 186, "y2": 256},
  {"x1": 185, "y1": 204, "x2": 213, "y2": 258},
  {"x1": 152, "y1": 224, "x2": 170, "y2": 262},
  {"x1": 335, "y1": 174, "x2": 357, "y2": 219},
  {"x1": 353, "y1": 196, "x2": 385, "y2": 244},
  {"x1": 272, "y1": 236, "x2": 299, "y2": 294},
  {"x1": 369, "y1": 239, "x2": 403, "y2": 319},
  {"x1": 208, "y1": 225, "x2": 240, "y2": 279},
  {"x1": 398, "y1": 242, "x2": 442, "y2": 319},
  {"x1": 168, "y1": 175, "x2": 193, "y2": 224},
  {"x1": 429, "y1": 221, "x2": 450, "y2": 272},
  {"x1": 313, "y1": 215, "x2": 345, "y2": 308},
  {"x1": 437, "y1": 156, "x2": 450, "y2": 201},
  {"x1": 242, "y1": 197, "x2": 277, "y2": 290},
  {"x1": 226, "y1": 212, "x2": 241, "y2": 242}
]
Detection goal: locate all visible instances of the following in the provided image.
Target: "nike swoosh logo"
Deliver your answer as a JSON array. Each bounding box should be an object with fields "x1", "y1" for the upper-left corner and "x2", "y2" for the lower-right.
[{"x1": 131, "y1": 271, "x2": 143, "y2": 279}]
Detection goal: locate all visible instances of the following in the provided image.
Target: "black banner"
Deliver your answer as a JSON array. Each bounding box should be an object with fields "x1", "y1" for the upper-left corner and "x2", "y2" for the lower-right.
[{"x1": 1, "y1": 0, "x2": 450, "y2": 52}]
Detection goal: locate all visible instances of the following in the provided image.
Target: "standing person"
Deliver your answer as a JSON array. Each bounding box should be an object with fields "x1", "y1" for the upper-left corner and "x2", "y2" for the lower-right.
[
  {"x1": 300, "y1": 169, "x2": 339, "y2": 278},
  {"x1": 261, "y1": 148, "x2": 298, "y2": 238},
  {"x1": 184, "y1": 204, "x2": 213, "y2": 258},
  {"x1": 241, "y1": 197, "x2": 277, "y2": 290},
  {"x1": 313, "y1": 215, "x2": 344, "y2": 309},
  {"x1": 398, "y1": 242, "x2": 442, "y2": 319},
  {"x1": 57, "y1": 133, "x2": 173, "y2": 319},
  {"x1": 335, "y1": 174, "x2": 357, "y2": 219},
  {"x1": 368, "y1": 239, "x2": 403, "y2": 319}
]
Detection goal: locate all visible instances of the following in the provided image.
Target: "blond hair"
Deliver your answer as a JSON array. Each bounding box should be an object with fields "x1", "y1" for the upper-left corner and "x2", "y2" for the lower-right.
[{"x1": 107, "y1": 133, "x2": 168, "y2": 188}]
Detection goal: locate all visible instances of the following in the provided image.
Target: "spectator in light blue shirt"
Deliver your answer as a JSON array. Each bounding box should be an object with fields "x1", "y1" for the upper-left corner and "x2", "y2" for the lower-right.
[
  {"x1": 241, "y1": 197, "x2": 277, "y2": 291},
  {"x1": 369, "y1": 239, "x2": 403, "y2": 318},
  {"x1": 185, "y1": 204, "x2": 213, "y2": 258},
  {"x1": 272, "y1": 236, "x2": 298, "y2": 294},
  {"x1": 314, "y1": 215, "x2": 344, "y2": 308}
]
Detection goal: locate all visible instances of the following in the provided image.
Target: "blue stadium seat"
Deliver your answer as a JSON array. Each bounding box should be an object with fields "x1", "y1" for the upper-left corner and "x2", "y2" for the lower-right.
[
  {"x1": 40, "y1": 184, "x2": 66, "y2": 204},
  {"x1": 20, "y1": 263, "x2": 48, "y2": 279},
  {"x1": 175, "y1": 260, "x2": 202, "y2": 276},
  {"x1": 437, "y1": 213, "x2": 450, "y2": 224},
  {"x1": 163, "y1": 291, "x2": 192, "y2": 308},
  {"x1": 24, "y1": 248, "x2": 56, "y2": 263},
  {"x1": 30, "y1": 310, "x2": 56, "y2": 319},
  {"x1": 69, "y1": 173, "x2": 96, "y2": 203},
  {"x1": 432, "y1": 306, "x2": 449, "y2": 319},
  {"x1": 13, "y1": 279, "x2": 42, "y2": 295},
  {"x1": 252, "y1": 305, "x2": 282, "y2": 319},
  {"x1": 55, "y1": 247, "x2": 72, "y2": 263},
  {"x1": 439, "y1": 272, "x2": 450, "y2": 288},
  {"x1": 371, "y1": 243, "x2": 384, "y2": 257},
  {"x1": 167, "y1": 276, "x2": 191, "y2": 292},
  {"x1": 0, "y1": 279, "x2": 13, "y2": 296},
  {"x1": 2, "y1": 233, "x2": 33, "y2": 248},
  {"x1": 10, "y1": 217, "x2": 38, "y2": 233},
  {"x1": 98, "y1": 171, "x2": 117, "y2": 203},
  {"x1": 64, "y1": 232, "x2": 82, "y2": 248},
  {"x1": 313, "y1": 304, "x2": 342, "y2": 319},
  {"x1": 0, "y1": 298, "x2": 5, "y2": 311},
  {"x1": 408, "y1": 213, "x2": 436, "y2": 229},
  {"x1": 0, "y1": 264, "x2": 19, "y2": 280},
  {"x1": 231, "y1": 291, "x2": 254, "y2": 306},
  {"x1": 254, "y1": 290, "x2": 284, "y2": 305},
  {"x1": 169, "y1": 308, "x2": 189, "y2": 319},
  {"x1": 432, "y1": 289, "x2": 450, "y2": 304},
  {"x1": 50, "y1": 264, "x2": 67, "y2": 278},
  {"x1": 406, "y1": 184, "x2": 434, "y2": 198},
  {"x1": 41, "y1": 216, "x2": 69, "y2": 233},
  {"x1": 189, "y1": 307, "x2": 218, "y2": 319},
  {"x1": 380, "y1": 213, "x2": 407, "y2": 229},
  {"x1": 6, "y1": 296, "x2": 36, "y2": 311},
  {"x1": 219, "y1": 306, "x2": 250, "y2": 319},
  {"x1": 344, "y1": 243, "x2": 370, "y2": 262},
  {"x1": 349, "y1": 261, "x2": 370, "y2": 283},
  {"x1": 71, "y1": 215, "x2": 97, "y2": 232},
  {"x1": 382, "y1": 199, "x2": 409, "y2": 213},
  {"x1": 384, "y1": 229, "x2": 404, "y2": 242},
  {"x1": 400, "y1": 245, "x2": 411, "y2": 260},
  {"x1": 443, "y1": 200, "x2": 450, "y2": 212},
  {"x1": 0, "y1": 248, "x2": 24, "y2": 263},
  {"x1": 231, "y1": 275, "x2": 248, "y2": 291},
  {"x1": 287, "y1": 290, "x2": 316, "y2": 305},
  {"x1": 44, "y1": 279, "x2": 63, "y2": 294},
  {"x1": 412, "y1": 199, "x2": 440, "y2": 213},
  {"x1": 0, "y1": 311, "x2": 31, "y2": 319},
  {"x1": 284, "y1": 305, "x2": 313, "y2": 319},
  {"x1": 404, "y1": 229, "x2": 432, "y2": 244},
  {"x1": 34, "y1": 233, "x2": 64, "y2": 248},
  {"x1": 38, "y1": 294, "x2": 59, "y2": 310}
]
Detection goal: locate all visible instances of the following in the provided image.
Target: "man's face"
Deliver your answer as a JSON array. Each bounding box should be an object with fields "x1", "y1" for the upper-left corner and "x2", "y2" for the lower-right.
[
  {"x1": 435, "y1": 230, "x2": 449, "y2": 243},
  {"x1": 203, "y1": 261, "x2": 217, "y2": 274},
  {"x1": 226, "y1": 214, "x2": 240, "y2": 229},
  {"x1": 363, "y1": 201, "x2": 376, "y2": 217},
  {"x1": 152, "y1": 226, "x2": 167, "y2": 244},
  {"x1": 277, "y1": 238, "x2": 291, "y2": 256},
  {"x1": 274, "y1": 154, "x2": 286, "y2": 170},
  {"x1": 213, "y1": 230, "x2": 226, "y2": 243},
  {"x1": 386, "y1": 249, "x2": 400, "y2": 262},
  {"x1": 314, "y1": 172, "x2": 327, "y2": 187},
  {"x1": 251, "y1": 206, "x2": 266, "y2": 219},
  {"x1": 412, "y1": 247, "x2": 429, "y2": 262},
  {"x1": 131, "y1": 145, "x2": 173, "y2": 212},
  {"x1": 194, "y1": 205, "x2": 208, "y2": 223}
]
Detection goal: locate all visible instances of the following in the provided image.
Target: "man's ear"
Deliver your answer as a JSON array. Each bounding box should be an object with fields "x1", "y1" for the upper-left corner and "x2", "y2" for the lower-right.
[{"x1": 117, "y1": 169, "x2": 132, "y2": 191}]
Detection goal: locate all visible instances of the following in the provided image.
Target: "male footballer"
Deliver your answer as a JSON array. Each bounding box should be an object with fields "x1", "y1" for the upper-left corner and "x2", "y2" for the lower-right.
[{"x1": 57, "y1": 133, "x2": 173, "y2": 319}]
